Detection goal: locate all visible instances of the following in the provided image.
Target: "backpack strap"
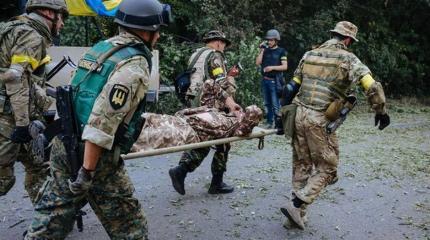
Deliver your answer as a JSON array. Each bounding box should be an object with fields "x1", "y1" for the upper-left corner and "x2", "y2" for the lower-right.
[
  {"x1": 187, "y1": 47, "x2": 213, "y2": 71},
  {"x1": 76, "y1": 42, "x2": 151, "y2": 88}
]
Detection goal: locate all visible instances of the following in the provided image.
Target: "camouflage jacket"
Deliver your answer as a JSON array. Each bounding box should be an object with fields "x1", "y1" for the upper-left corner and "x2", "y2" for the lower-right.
[
  {"x1": 80, "y1": 32, "x2": 150, "y2": 150},
  {"x1": 0, "y1": 13, "x2": 53, "y2": 131},
  {"x1": 131, "y1": 105, "x2": 262, "y2": 152},
  {"x1": 186, "y1": 47, "x2": 236, "y2": 107},
  {"x1": 199, "y1": 76, "x2": 236, "y2": 111}
]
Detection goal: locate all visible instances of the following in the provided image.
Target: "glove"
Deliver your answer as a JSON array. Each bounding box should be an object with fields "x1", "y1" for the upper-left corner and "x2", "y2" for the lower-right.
[
  {"x1": 68, "y1": 167, "x2": 95, "y2": 195},
  {"x1": 375, "y1": 113, "x2": 390, "y2": 130},
  {"x1": 10, "y1": 126, "x2": 32, "y2": 143},
  {"x1": 274, "y1": 114, "x2": 284, "y2": 135}
]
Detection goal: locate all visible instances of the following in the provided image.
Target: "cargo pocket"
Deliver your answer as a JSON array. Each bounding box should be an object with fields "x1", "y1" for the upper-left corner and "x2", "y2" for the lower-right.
[{"x1": 280, "y1": 104, "x2": 298, "y2": 138}]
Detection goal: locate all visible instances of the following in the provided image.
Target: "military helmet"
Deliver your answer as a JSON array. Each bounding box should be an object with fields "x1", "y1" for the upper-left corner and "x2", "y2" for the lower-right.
[
  {"x1": 114, "y1": 0, "x2": 172, "y2": 31},
  {"x1": 202, "y1": 30, "x2": 231, "y2": 47},
  {"x1": 265, "y1": 29, "x2": 280, "y2": 40},
  {"x1": 26, "y1": 0, "x2": 69, "y2": 18},
  {"x1": 330, "y1": 21, "x2": 359, "y2": 42}
]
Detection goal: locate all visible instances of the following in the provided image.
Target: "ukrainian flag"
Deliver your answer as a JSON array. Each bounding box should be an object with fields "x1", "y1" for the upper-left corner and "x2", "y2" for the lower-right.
[{"x1": 66, "y1": 0, "x2": 121, "y2": 17}]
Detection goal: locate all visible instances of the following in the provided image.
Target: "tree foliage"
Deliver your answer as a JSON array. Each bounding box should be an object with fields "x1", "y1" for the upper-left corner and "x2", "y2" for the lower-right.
[{"x1": 60, "y1": 0, "x2": 430, "y2": 112}]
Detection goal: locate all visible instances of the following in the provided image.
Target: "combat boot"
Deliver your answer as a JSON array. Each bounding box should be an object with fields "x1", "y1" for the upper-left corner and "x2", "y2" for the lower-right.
[
  {"x1": 301, "y1": 205, "x2": 308, "y2": 224},
  {"x1": 283, "y1": 205, "x2": 308, "y2": 229},
  {"x1": 169, "y1": 164, "x2": 188, "y2": 195},
  {"x1": 208, "y1": 173, "x2": 234, "y2": 194},
  {"x1": 280, "y1": 201, "x2": 305, "y2": 230}
]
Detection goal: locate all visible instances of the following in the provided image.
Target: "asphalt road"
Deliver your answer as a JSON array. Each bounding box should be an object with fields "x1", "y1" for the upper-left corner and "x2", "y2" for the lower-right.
[{"x1": 1, "y1": 107, "x2": 429, "y2": 240}]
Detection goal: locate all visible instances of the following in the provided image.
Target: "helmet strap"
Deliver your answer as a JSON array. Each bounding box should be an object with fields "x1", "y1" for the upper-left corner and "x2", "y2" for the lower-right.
[
  {"x1": 50, "y1": 13, "x2": 59, "y2": 37},
  {"x1": 148, "y1": 31, "x2": 156, "y2": 49},
  {"x1": 126, "y1": 28, "x2": 154, "y2": 50},
  {"x1": 34, "y1": 10, "x2": 58, "y2": 36}
]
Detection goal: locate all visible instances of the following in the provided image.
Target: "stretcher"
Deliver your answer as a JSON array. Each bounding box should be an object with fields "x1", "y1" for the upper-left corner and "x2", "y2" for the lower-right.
[{"x1": 122, "y1": 127, "x2": 277, "y2": 160}]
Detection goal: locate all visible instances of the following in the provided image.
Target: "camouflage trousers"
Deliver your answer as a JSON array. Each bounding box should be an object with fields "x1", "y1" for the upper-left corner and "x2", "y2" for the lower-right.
[
  {"x1": 0, "y1": 126, "x2": 49, "y2": 204},
  {"x1": 25, "y1": 137, "x2": 148, "y2": 240},
  {"x1": 291, "y1": 105, "x2": 339, "y2": 204},
  {"x1": 179, "y1": 143, "x2": 231, "y2": 174}
]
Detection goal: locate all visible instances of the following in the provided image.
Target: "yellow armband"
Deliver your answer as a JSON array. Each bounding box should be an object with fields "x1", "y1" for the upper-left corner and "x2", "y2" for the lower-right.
[
  {"x1": 292, "y1": 76, "x2": 302, "y2": 84},
  {"x1": 360, "y1": 74, "x2": 375, "y2": 91},
  {"x1": 212, "y1": 67, "x2": 224, "y2": 77},
  {"x1": 11, "y1": 55, "x2": 51, "y2": 70}
]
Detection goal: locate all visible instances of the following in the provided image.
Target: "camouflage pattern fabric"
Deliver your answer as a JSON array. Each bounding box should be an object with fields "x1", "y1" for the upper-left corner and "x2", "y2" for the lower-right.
[
  {"x1": 131, "y1": 112, "x2": 200, "y2": 151},
  {"x1": 180, "y1": 50, "x2": 237, "y2": 174},
  {"x1": 293, "y1": 38, "x2": 371, "y2": 111},
  {"x1": 291, "y1": 105, "x2": 339, "y2": 204},
  {"x1": 179, "y1": 105, "x2": 261, "y2": 140},
  {"x1": 25, "y1": 138, "x2": 148, "y2": 240},
  {"x1": 178, "y1": 105, "x2": 261, "y2": 173},
  {"x1": 330, "y1": 21, "x2": 359, "y2": 42},
  {"x1": 0, "y1": 13, "x2": 53, "y2": 126},
  {"x1": 25, "y1": 32, "x2": 150, "y2": 239},
  {"x1": 234, "y1": 105, "x2": 263, "y2": 136},
  {"x1": 290, "y1": 36, "x2": 387, "y2": 205},
  {"x1": 80, "y1": 33, "x2": 150, "y2": 150},
  {"x1": 186, "y1": 47, "x2": 213, "y2": 99},
  {"x1": 178, "y1": 106, "x2": 238, "y2": 142},
  {"x1": 0, "y1": 133, "x2": 49, "y2": 203},
  {"x1": 0, "y1": 13, "x2": 53, "y2": 203},
  {"x1": 200, "y1": 77, "x2": 236, "y2": 110},
  {"x1": 187, "y1": 49, "x2": 232, "y2": 101},
  {"x1": 132, "y1": 105, "x2": 262, "y2": 152},
  {"x1": 180, "y1": 145, "x2": 228, "y2": 174}
]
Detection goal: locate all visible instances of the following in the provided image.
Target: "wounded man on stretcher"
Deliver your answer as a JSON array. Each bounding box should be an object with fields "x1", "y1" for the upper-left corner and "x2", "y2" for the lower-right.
[{"x1": 131, "y1": 105, "x2": 263, "y2": 152}]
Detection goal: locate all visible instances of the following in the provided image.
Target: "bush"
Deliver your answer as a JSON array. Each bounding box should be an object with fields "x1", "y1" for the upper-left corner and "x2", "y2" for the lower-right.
[{"x1": 60, "y1": 0, "x2": 430, "y2": 103}]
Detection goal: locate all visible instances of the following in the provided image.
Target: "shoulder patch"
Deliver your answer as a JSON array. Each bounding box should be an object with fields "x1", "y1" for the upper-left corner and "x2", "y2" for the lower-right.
[{"x1": 109, "y1": 84, "x2": 130, "y2": 110}]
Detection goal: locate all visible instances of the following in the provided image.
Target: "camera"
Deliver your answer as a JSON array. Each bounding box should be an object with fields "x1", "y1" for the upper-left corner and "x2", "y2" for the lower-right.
[{"x1": 259, "y1": 41, "x2": 268, "y2": 49}]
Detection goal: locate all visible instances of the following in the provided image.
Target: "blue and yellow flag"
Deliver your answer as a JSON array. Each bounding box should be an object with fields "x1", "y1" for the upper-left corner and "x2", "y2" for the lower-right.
[{"x1": 66, "y1": 0, "x2": 121, "y2": 16}]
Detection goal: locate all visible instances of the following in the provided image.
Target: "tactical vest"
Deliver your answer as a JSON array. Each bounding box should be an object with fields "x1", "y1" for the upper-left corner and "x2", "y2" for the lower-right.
[
  {"x1": 296, "y1": 47, "x2": 352, "y2": 111},
  {"x1": 189, "y1": 47, "x2": 217, "y2": 107},
  {"x1": 190, "y1": 47, "x2": 216, "y2": 81},
  {"x1": 70, "y1": 39, "x2": 152, "y2": 154}
]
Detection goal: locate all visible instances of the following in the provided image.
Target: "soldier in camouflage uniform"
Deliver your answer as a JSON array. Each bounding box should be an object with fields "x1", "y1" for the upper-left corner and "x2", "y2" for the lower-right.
[
  {"x1": 25, "y1": 0, "x2": 172, "y2": 239},
  {"x1": 169, "y1": 30, "x2": 242, "y2": 195},
  {"x1": 0, "y1": 0, "x2": 68, "y2": 204},
  {"x1": 132, "y1": 105, "x2": 262, "y2": 151},
  {"x1": 280, "y1": 21, "x2": 391, "y2": 229}
]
